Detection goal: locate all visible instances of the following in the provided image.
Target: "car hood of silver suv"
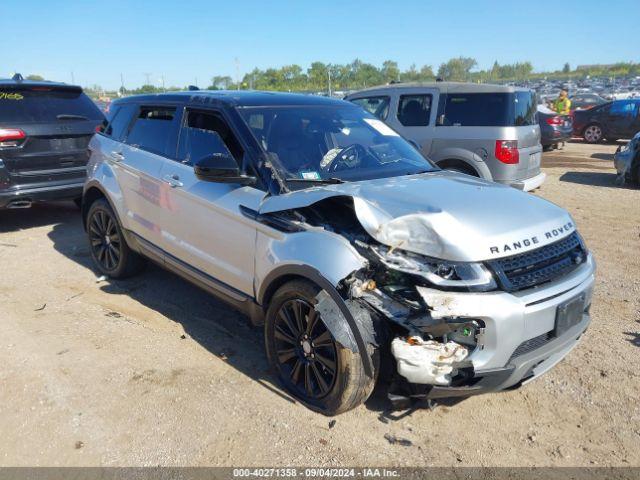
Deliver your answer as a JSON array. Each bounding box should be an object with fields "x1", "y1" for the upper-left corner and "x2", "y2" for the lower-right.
[{"x1": 259, "y1": 171, "x2": 575, "y2": 262}]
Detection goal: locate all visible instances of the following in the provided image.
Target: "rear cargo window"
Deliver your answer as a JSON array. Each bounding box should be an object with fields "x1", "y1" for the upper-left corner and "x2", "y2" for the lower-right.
[
  {"x1": 0, "y1": 87, "x2": 103, "y2": 123},
  {"x1": 126, "y1": 106, "x2": 177, "y2": 156},
  {"x1": 440, "y1": 91, "x2": 536, "y2": 127}
]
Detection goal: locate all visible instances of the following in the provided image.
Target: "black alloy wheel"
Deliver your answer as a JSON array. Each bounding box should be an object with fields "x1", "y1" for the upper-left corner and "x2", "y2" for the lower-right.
[
  {"x1": 273, "y1": 298, "x2": 338, "y2": 399},
  {"x1": 88, "y1": 209, "x2": 122, "y2": 272}
]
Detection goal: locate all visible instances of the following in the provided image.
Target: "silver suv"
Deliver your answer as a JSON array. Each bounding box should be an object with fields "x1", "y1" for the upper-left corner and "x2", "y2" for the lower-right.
[
  {"x1": 83, "y1": 91, "x2": 594, "y2": 415},
  {"x1": 345, "y1": 82, "x2": 545, "y2": 191}
]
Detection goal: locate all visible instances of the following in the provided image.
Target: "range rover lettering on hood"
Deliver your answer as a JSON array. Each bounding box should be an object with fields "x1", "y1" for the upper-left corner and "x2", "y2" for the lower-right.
[
  {"x1": 259, "y1": 172, "x2": 576, "y2": 262},
  {"x1": 489, "y1": 221, "x2": 574, "y2": 255}
]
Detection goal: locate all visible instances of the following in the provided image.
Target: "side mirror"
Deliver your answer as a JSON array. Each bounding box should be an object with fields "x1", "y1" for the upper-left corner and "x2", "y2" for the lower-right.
[
  {"x1": 194, "y1": 153, "x2": 256, "y2": 185},
  {"x1": 191, "y1": 131, "x2": 256, "y2": 185}
]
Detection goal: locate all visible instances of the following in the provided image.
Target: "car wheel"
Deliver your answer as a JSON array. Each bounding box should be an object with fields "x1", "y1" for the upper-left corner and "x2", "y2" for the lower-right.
[
  {"x1": 583, "y1": 124, "x2": 603, "y2": 143},
  {"x1": 265, "y1": 280, "x2": 378, "y2": 415},
  {"x1": 86, "y1": 198, "x2": 145, "y2": 278}
]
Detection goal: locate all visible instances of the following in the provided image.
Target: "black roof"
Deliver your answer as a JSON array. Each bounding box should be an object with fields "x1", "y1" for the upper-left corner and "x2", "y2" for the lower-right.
[
  {"x1": 114, "y1": 90, "x2": 351, "y2": 108},
  {"x1": 0, "y1": 74, "x2": 81, "y2": 90}
]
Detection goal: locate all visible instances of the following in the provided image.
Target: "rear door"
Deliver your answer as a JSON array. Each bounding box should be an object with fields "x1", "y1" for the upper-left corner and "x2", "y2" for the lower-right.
[
  {"x1": 115, "y1": 104, "x2": 182, "y2": 248},
  {"x1": 385, "y1": 88, "x2": 438, "y2": 155},
  {"x1": 605, "y1": 101, "x2": 639, "y2": 138},
  {"x1": 0, "y1": 85, "x2": 104, "y2": 188}
]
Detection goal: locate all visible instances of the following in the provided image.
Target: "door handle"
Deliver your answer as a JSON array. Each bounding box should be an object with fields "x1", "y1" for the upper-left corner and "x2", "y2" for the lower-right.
[
  {"x1": 162, "y1": 174, "x2": 183, "y2": 188},
  {"x1": 109, "y1": 151, "x2": 125, "y2": 162}
]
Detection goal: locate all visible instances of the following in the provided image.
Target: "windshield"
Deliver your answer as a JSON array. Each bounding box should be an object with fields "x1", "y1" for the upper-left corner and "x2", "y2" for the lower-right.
[{"x1": 238, "y1": 105, "x2": 436, "y2": 187}]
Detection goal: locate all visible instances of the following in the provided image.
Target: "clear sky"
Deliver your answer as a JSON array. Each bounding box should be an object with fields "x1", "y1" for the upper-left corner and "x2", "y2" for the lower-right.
[{"x1": 3, "y1": 0, "x2": 638, "y2": 90}]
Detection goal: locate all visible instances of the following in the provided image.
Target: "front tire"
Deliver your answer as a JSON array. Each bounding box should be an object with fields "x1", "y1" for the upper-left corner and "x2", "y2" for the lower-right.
[
  {"x1": 86, "y1": 199, "x2": 145, "y2": 278},
  {"x1": 583, "y1": 124, "x2": 603, "y2": 143},
  {"x1": 265, "y1": 280, "x2": 377, "y2": 415}
]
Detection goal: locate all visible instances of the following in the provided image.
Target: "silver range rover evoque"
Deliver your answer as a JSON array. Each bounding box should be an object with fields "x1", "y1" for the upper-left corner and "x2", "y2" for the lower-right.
[{"x1": 83, "y1": 91, "x2": 596, "y2": 415}]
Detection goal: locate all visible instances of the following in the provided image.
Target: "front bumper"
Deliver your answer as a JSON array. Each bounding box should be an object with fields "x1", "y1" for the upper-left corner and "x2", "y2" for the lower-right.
[
  {"x1": 510, "y1": 171, "x2": 546, "y2": 191},
  {"x1": 613, "y1": 148, "x2": 633, "y2": 178},
  {"x1": 414, "y1": 254, "x2": 596, "y2": 399}
]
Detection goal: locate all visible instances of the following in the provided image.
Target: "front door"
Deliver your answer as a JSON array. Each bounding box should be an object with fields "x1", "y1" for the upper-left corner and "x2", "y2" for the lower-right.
[{"x1": 157, "y1": 108, "x2": 262, "y2": 296}]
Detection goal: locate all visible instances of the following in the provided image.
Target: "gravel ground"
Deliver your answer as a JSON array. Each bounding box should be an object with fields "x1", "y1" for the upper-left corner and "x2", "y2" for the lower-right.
[{"x1": 0, "y1": 141, "x2": 638, "y2": 467}]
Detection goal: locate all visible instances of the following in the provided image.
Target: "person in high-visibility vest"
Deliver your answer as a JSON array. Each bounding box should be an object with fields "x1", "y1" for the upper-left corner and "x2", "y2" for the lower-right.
[{"x1": 553, "y1": 90, "x2": 571, "y2": 115}]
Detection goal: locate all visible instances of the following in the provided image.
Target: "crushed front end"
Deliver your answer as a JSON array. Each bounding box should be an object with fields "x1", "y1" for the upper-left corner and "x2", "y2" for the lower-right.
[{"x1": 342, "y1": 228, "x2": 595, "y2": 402}]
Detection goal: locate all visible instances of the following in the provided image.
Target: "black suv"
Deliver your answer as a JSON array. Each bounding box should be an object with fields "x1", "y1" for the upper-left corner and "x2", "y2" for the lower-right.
[{"x1": 0, "y1": 74, "x2": 104, "y2": 209}]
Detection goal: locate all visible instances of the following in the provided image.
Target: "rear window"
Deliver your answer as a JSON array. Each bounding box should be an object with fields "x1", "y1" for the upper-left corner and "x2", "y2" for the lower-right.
[
  {"x1": 104, "y1": 104, "x2": 137, "y2": 141},
  {"x1": 0, "y1": 87, "x2": 104, "y2": 123},
  {"x1": 440, "y1": 91, "x2": 537, "y2": 127},
  {"x1": 126, "y1": 106, "x2": 177, "y2": 156}
]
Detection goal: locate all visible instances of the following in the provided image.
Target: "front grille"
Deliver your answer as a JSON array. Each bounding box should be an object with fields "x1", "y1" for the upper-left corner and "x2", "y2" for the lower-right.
[
  {"x1": 489, "y1": 232, "x2": 586, "y2": 292},
  {"x1": 509, "y1": 332, "x2": 553, "y2": 361}
]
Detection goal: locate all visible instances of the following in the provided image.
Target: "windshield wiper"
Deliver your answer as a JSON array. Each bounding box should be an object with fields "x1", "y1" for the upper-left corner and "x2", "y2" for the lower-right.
[
  {"x1": 286, "y1": 177, "x2": 345, "y2": 185},
  {"x1": 56, "y1": 114, "x2": 89, "y2": 120}
]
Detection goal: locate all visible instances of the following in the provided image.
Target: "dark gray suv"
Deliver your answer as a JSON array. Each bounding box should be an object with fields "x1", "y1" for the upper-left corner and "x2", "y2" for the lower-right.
[{"x1": 0, "y1": 74, "x2": 104, "y2": 209}]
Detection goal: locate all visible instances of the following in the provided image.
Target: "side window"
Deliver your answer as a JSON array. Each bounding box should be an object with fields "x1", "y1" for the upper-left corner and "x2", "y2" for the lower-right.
[
  {"x1": 104, "y1": 104, "x2": 136, "y2": 141},
  {"x1": 397, "y1": 94, "x2": 432, "y2": 126},
  {"x1": 126, "y1": 106, "x2": 178, "y2": 156},
  {"x1": 351, "y1": 96, "x2": 390, "y2": 120},
  {"x1": 609, "y1": 101, "x2": 637, "y2": 117},
  {"x1": 177, "y1": 110, "x2": 244, "y2": 166}
]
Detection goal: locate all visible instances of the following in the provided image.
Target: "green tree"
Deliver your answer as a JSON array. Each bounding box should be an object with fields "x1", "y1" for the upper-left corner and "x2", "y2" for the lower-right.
[
  {"x1": 562, "y1": 62, "x2": 571, "y2": 74},
  {"x1": 26, "y1": 74, "x2": 44, "y2": 81},
  {"x1": 437, "y1": 57, "x2": 478, "y2": 81},
  {"x1": 381, "y1": 60, "x2": 400, "y2": 83}
]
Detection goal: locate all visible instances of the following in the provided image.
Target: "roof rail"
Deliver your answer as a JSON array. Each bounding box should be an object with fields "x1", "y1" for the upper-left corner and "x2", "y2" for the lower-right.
[{"x1": 12, "y1": 73, "x2": 24, "y2": 82}]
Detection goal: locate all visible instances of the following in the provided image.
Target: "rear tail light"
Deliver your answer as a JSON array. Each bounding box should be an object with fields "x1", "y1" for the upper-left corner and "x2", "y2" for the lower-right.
[
  {"x1": 494, "y1": 140, "x2": 519, "y2": 164},
  {"x1": 546, "y1": 116, "x2": 563, "y2": 126},
  {"x1": 0, "y1": 128, "x2": 26, "y2": 147}
]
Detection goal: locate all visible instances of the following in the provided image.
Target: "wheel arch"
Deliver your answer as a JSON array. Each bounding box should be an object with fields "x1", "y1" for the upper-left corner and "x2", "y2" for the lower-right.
[
  {"x1": 258, "y1": 264, "x2": 374, "y2": 378},
  {"x1": 81, "y1": 183, "x2": 116, "y2": 231},
  {"x1": 430, "y1": 147, "x2": 493, "y2": 180}
]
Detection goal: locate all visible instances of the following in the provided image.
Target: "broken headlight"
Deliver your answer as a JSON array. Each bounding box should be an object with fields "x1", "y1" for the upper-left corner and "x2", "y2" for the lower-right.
[{"x1": 372, "y1": 246, "x2": 497, "y2": 292}]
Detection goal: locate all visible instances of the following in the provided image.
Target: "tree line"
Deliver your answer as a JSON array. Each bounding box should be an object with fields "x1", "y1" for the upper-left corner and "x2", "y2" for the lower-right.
[{"x1": 21, "y1": 58, "x2": 640, "y2": 97}]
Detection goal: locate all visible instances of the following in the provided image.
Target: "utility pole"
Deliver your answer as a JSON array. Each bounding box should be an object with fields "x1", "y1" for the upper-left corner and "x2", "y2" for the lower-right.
[
  {"x1": 327, "y1": 68, "x2": 332, "y2": 97},
  {"x1": 235, "y1": 57, "x2": 240, "y2": 90},
  {"x1": 161, "y1": 75, "x2": 166, "y2": 92},
  {"x1": 143, "y1": 72, "x2": 151, "y2": 85}
]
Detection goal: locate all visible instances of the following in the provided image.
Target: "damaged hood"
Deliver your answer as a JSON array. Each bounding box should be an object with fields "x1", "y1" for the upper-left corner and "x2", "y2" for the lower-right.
[{"x1": 259, "y1": 171, "x2": 576, "y2": 262}]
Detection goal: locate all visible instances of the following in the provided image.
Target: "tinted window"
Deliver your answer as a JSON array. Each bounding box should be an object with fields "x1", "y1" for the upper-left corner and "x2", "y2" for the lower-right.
[
  {"x1": 177, "y1": 110, "x2": 244, "y2": 165},
  {"x1": 126, "y1": 106, "x2": 177, "y2": 156},
  {"x1": 397, "y1": 94, "x2": 432, "y2": 126},
  {"x1": 441, "y1": 92, "x2": 537, "y2": 127},
  {"x1": 0, "y1": 86, "x2": 104, "y2": 123},
  {"x1": 104, "y1": 104, "x2": 136, "y2": 141},
  {"x1": 351, "y1": 96, "x2": 390, "y2": 120},
  {"x1": 610, "y1": 101, "x2": 638, "y2": 117}
]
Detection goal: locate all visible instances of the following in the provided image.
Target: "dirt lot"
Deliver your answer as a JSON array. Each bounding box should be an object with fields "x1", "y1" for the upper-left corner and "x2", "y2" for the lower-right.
[{"x1": 0, "y1": 141, "x2": 638, "y2": 467}]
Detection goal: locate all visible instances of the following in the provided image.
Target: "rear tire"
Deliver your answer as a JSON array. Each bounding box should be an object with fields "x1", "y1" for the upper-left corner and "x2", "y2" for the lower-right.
[
  {"x1": 583, "y1": 124, "x2": 603, "y2": 143},
  {"x1": 265, "y1": 280, "x2": 378, "y2": 415},
  {"x1": 86, "y1": 199, "x2": 145, "y2": 278}
]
